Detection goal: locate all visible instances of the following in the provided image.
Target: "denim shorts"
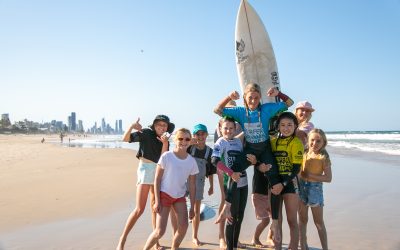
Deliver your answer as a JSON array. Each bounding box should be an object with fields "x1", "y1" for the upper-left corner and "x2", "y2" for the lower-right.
[
  {"x1": 136, "y1": 160, "x2": 157, "y2": 185},
  {"x1": 299, "y1": 179, "x2": 324, "y2": 207}
]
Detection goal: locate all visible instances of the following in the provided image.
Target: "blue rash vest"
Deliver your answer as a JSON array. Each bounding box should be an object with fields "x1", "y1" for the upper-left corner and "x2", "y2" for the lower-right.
[{"x1": 222, "y1": 102, "x2": 287, "y2": 144}]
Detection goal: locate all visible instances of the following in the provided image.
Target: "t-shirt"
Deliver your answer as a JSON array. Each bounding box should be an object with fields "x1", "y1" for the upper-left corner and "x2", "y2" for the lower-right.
[
  {"x1": 270, "y1": 136, "x2": 304, "y2": 176},
  {"x1": 222, "y1": 102, "x2": 287, "y2": 144},
  {"x1": 129, "y1": 128, "x2": 168, "y2": 163},
  {"x1": 158, "y1": 151, "x2": 199, "y2": 198},
  {"x1": 298, "y1": 121, "x2": 314, "y2": 134},
  {"x1": 212, "y1": 137, "x2": 247, "y2": 188}
]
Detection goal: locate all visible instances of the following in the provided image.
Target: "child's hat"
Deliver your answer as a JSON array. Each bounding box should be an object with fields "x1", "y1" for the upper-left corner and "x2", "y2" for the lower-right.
[
  {"x1": 192, "y1": 124, "x2": 208, "y2": 135},
  {"x1": 295, "y1": 101, "x2": 315, "y2": 112},
  {"x1": 152, "y1": 115, "x2": 175, "y2": 133}
]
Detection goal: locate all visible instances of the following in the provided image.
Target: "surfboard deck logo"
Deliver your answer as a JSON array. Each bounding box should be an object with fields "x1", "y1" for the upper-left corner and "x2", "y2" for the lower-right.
[{"x1": 235, "y1": 0, "x2": 281, "y2": 103}]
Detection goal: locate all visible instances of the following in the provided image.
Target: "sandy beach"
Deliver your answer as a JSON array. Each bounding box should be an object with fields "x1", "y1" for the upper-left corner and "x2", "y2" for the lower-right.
[{"x1": 1, "y1": 135, "x2": 399, "y2": 250}]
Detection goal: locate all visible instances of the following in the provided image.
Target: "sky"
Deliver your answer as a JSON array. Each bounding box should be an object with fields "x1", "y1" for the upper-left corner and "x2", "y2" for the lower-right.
[{"x1": 1, "y1": 0, "x2": 399, "y2": 132}]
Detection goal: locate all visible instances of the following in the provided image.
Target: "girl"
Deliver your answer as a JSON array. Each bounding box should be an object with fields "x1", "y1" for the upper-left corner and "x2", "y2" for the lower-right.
[
  {"x1": 298, "y1": 129, "x2": 332, "y2": 250},
  {"x1": 214, "y1": 83, "x2": 294, "y2": 245},
  {"x1": 143, "y1": 128, "x2": 199, "y2": 250},
  {"x1": 294, "y1": 101, "x2": 315, "y2": 146},
  {"x1": 117, "y1": 115, "x2": 174, "y2": 250},
  {"x1": 211, "y1": 117, "x2": 257, "y2": 250},
  {"x1": 270, "y1": 112, "x2": 304, "y2": 250},
  {"x1": 268, "y1": 101, "x2": 316, "y2": 245}
]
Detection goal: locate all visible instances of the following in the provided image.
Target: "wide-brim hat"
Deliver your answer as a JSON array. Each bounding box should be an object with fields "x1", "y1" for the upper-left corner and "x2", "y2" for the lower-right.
[
  {"x1": 152, "y1": 114, "x2": 175, "y2": 133},
  {"x1": 295, "y1": 101, "x2": 315, "y2": 112}
]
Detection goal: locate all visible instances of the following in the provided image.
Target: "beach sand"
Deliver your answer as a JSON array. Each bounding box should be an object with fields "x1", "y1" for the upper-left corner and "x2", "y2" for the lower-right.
[{"x1": 1, "y1": 135, "x2": 399, "y2": 250}]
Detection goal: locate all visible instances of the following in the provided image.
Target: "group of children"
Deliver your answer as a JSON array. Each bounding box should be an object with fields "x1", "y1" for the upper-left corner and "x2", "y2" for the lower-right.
[{"x1": 116, "y1": 82, "x2": 332, "y2": 250}]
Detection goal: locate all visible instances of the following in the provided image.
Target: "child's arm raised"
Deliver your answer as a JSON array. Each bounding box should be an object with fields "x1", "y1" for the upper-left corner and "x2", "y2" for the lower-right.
[
  {"x1": 122, "y1": 117, "x2": 142, "y2": 142},
  {"x1": 213, "y1": 91, "x2": 240, "y2": 116},
  {"x1": 267, "y1": 87, "x2": 294, "y2": 107}
]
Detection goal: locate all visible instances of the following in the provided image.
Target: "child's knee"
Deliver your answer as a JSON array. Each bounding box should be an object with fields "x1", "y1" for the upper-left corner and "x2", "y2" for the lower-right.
[
  {"x1": 153, "y1": 228, "x2": 166, "y2": 239},
  {"x1": 314, "y1": 221, "x2": 325, "y2": 231}
]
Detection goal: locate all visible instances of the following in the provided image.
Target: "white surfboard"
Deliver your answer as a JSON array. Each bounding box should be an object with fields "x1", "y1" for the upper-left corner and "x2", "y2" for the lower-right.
[{"x1": 235, "y1": 0, "x2": 280, "y2": 104}]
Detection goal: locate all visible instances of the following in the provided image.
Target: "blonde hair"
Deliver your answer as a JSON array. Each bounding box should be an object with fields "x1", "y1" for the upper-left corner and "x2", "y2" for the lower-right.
[
  {"x1": 308, "y1": 128, "x2": 329, "y2": 158},
  {"x1": 174, "y1": 128, "x2": 192, "y2": 141},
  {"x1": 243, "y1": 82, "x2": 262, "y2": 110}
]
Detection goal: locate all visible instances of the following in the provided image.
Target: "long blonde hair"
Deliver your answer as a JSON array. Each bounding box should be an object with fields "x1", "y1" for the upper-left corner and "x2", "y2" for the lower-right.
[{"x1": 307, "y1": 128, "x2": 329, "y2": 159}]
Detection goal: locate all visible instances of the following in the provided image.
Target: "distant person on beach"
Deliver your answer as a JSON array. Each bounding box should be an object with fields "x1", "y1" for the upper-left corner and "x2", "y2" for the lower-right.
[
  {"x1": 294, "y1": 101, "x2": 315, "y2": 146},
  {"x1": 213, "y1": 83, "x2": 294, "y2": 246},
  {"x1": 143, "y1": 128, "x2": 198, "y2": 250},
  {"x1": 298, "y1": 129, "x2": 332, "y2": 250},
  {"x1": 211, "y1": 116, "x2": 257, "y2": 250},
  {"x1": 41, "y1": 138, "x2": 45, "y2": 143},
  {"x1": 270, "y1": 112, "x2": 304, "y2": 250},
  {"x1": 60, "y1": 133, "x2": 64, "y2": 143},
  {"x1": 187, "y1": 124, "x2": 216, "y2": 246},
  {"x1": 117, "y1": 115, "x2": 174, "y2": 250}
]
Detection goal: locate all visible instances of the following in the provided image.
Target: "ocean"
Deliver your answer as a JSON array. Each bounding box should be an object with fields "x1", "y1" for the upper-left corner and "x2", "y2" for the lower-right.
[
  {"x1": 326, "y1": 130, "x2": 400, "y2": 156},
  {"x1": 60, "y1": 131, "x2": 400, "y2": 158}
]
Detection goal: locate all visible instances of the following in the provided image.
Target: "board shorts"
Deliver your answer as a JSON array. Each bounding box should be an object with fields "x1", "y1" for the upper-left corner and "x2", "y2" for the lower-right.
[
  {"x1": 160, "y1": 191, "x2": 186, "y2": 207},
  {"x1": 136, "y1": 160, "x2": 157, "y2": 185},
  {"x1": 252, "y1": 193, "x2": 271, "y2": 220},
  {"x1": 299, "y1": 179, "x2": 324, "y2": 207},
  {"x1": 281, "y1": 177, "x2": 299, "y2": 195}
]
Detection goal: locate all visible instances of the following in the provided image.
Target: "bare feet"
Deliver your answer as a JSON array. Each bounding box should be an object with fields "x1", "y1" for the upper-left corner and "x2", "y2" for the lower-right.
[
  {"x1": 154, "y1": 242, "x2": 164, "y2": 250},
  {"x1": 251, "y1": 238, "x2": 265, "y2": 247},
  {"x1": 219, "y1": 238, "x2": 227, "y2": 249},
  {"x1": 266, "y1": 228, "x2": 275, "y2": 247},
  {"x1": 192, "y1": 238, "x2": 203, "y2": 246},
  {"x1": 270, "y1": 220, "x2": 281, "y2": 245}
]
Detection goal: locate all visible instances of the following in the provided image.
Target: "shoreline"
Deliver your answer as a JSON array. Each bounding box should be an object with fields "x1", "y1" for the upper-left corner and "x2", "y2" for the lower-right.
[{"x1": 1, "y1": 135, "x2": 399, "y2": 250}]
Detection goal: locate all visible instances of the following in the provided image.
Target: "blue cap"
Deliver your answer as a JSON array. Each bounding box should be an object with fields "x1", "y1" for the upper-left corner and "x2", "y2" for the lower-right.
[{"x1": 192, "y1": 124, "x2": 208, "y2": 135}]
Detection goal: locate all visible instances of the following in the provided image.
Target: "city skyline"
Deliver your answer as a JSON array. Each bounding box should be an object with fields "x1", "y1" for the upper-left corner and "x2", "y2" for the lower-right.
[{"x1": 0, "y1": 112, "x2": 124, "y2": 134}]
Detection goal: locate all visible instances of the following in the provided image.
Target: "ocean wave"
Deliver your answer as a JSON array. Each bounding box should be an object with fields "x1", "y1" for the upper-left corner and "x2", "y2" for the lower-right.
[{"x1": 327, "y1": 131, "x2": 400, "y2": 156}]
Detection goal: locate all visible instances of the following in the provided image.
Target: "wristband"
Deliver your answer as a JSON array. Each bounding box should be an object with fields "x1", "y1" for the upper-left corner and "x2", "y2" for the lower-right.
[{"x1": 277, "y1": 92, "x2": 289, "y2": 102}]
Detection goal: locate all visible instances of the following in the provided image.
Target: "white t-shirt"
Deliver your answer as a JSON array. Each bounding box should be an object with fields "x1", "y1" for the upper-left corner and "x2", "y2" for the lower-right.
[{"x1": 158, "y1": 151, "x2": 199, "y2": 198}]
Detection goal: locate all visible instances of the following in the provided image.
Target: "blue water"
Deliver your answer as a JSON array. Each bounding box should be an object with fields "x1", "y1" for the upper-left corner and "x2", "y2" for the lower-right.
[{"x1": 60, "y1": 131, "x2": 400, "y2": 157}]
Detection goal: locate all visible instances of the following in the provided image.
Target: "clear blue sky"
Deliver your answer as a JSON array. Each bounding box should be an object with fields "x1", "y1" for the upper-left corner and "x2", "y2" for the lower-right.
[{"x1": 1, "y1": 0, "x2": 399, "y2": 132}]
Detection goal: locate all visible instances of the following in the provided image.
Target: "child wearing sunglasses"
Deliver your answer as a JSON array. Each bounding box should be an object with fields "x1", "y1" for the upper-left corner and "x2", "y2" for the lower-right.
[{"x1": 143, "y1": 128, "x2": 199, "y2": 250}]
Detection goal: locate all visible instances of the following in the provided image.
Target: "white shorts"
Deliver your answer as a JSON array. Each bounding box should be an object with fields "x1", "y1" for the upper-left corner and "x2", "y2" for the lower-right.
[{"x1": 137, "y1": 160, "x2": 157, "y2": 185}]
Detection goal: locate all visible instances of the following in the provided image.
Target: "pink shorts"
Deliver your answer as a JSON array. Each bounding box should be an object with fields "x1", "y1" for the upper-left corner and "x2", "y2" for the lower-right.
[
  {"x1": 160, "y1": 191, "x2": 186, "y2": 207},
  {"x1": 252, "y1": 193, "x2": 271, "y2": 220}
]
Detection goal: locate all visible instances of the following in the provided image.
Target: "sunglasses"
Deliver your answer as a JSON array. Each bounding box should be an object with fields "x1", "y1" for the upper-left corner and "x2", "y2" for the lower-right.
[{"x1": 177, "y1": 137, "x2": 191, "y2": 142}]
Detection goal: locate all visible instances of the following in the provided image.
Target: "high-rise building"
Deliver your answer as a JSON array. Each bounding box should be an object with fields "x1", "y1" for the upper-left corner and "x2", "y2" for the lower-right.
[
  {"x1": 1, "y1": 113, "x2": 11, "y2": 127},
  {"x1": 115, "y1": 120, "x2": 118, "y2": 133},
  {"x1": 78, "y1": 120, "x2": 83, "y2": 132},
  {"x1": 68, "y1": 116, "x2": 71, "y2": 131},
  {"x1": 101, "y1": 118, "x2": 106, "y2": 133},
  {"x1": 71, "y1": 112, "x2": 76, "y2": 131},
  {"x1": 119, "y1": 119, "x2": 123, "y2": 134}
]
